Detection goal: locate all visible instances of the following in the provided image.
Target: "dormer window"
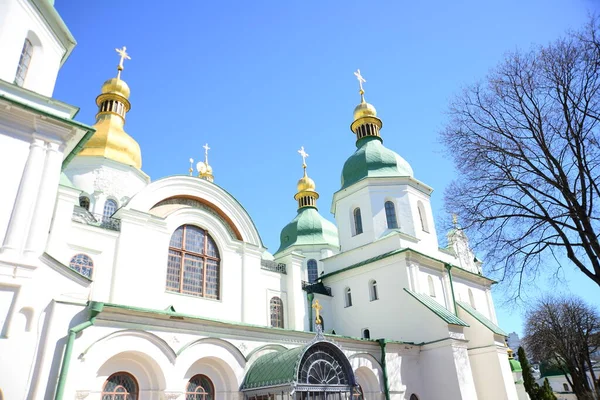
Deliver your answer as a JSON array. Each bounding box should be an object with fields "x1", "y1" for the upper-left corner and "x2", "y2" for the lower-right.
[{"x1": 14, "y1": 39, "x2": 33, "y2": 87}]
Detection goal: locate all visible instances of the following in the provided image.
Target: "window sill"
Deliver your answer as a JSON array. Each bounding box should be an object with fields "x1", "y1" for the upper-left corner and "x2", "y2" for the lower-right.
[
  {"x1": 370, "y1": 298, "x2": 379, "y2": 302},
  {"x1": 345, "y1": 305, "x2": 353, "y2": 308},
  {"x1": 165, "y1": 290, "x2": 222, "y2": 303}
]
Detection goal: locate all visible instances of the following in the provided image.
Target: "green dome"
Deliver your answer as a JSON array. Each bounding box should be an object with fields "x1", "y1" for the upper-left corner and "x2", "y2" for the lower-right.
[
  {"x1": 275, "y1": 208, "x2": 339, "y2": 255},
  {"x1": 341, "y1": 136, "x2": 413, "y2": 189},
  {"x1": 509, "y1": 359, "x2": 523, "y2": 372}
]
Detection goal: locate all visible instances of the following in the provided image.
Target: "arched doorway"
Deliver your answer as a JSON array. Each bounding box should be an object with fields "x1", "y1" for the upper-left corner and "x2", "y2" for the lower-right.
[{"x1": 242, "y1": 341, "x2": 359, "y2": 399}]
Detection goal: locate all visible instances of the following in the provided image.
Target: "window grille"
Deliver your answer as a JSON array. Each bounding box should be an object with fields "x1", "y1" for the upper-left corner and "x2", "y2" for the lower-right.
[
  {"x1": 69, "y1": 254, "x2": 93, "y2": 278},
  {"x1": 166, "y1": 225, "x2": 220, "y2": 299},
  {"x1": 385, "y1": 201, "x2": 398, "y2": 229},
  {"x1": 101, "y1": 372, "x2": 138, "y2": 400},
  {"x1": 307, "y1": 259, "x2": 318, "y2": 283},
  {"x1": 103, "y1": 199, "x2": 117, "y2": 222},
  {"x1": 14, "y1": 39, "x2": 33, "y2": 87},
  {"x1": 270, "y1": 296, "x2": 284, "y2": 328},
  {"x1": 186, "y1": 374, "x2": 214, "y2": 400}
]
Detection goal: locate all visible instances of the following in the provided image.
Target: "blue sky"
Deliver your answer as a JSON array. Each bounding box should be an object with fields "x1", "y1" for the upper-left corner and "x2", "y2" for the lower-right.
[{"x1": 54, "y1": 0, "x2": 599, "y2": 337}]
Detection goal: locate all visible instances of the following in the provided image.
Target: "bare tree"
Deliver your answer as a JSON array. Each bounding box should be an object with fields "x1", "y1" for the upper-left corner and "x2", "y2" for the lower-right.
[
  {"x1": 524, "y1": 296, "x2": 600, "y2": 399},
  {"x1": 441, "y1": 18, "x2": 600, "y2": 294}
]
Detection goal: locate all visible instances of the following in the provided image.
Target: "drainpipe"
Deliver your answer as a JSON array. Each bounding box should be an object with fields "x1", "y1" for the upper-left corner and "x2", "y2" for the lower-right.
[
  {"x1": 54, "y1": 301, "x2": 104, "y2": 400},
  {"x1": 445, "y1": 264, "x2": 458, "y2": 316},
  {"x1": 307, "y1": 292, "x2": 314, "y2": 332},
  {"x1": 377, "y1": 339, "x2": 390, "y2": 400}
]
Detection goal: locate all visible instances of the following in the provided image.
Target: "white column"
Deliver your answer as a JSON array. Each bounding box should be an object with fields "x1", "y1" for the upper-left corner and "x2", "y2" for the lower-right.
[
  {"x1": 1, "y1": 138, "x2": 46, "y2": 257},
  {"x1": 24, "y1": 142, "x2": 63, "y2": 258}
]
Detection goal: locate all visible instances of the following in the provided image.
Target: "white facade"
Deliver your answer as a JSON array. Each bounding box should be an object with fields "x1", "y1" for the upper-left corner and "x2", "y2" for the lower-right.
[{"x1": 0, "y1": 2, "x2": 520, "y2": 399}]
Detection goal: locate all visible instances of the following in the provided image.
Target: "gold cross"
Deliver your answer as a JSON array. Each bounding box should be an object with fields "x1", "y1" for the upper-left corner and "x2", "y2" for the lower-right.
[
  {"x1": 354, "y1": 69, "x2": 366, "y2": 94},
  {"x1": 203, "y1": 143, "x2": 210, "y2": 164},
  {"x1": 115, "y1": 46, "x2": 131, "y2": 78},
  {"x1": 312, "y1": 299, "x2": 322, "y2": 324},
  {"x1": 298, "y1": 146, "x2": 309, "y2": 167}
]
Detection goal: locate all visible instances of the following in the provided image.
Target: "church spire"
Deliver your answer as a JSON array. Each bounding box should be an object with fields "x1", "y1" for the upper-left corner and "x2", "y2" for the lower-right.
[
  {"x1": 78, "y1": 46, "x2": 142, "y2": 169},
  {"x1": 350, "y1": 69, "x2": 383, "y2": 144},
  {"x1": 294, "y1": 146, "x2": 319, "y2": 210}
]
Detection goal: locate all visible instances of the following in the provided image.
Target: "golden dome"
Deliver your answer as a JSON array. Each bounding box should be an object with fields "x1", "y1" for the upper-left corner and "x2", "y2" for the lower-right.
[
  {"x1": 297, "y1": 171, "x2": 316, "y2": 192},
  {"x1": 101, "y1": 77, "x2": 130, "y2": 99},
  {"x1": 353, "y1": 100, "x2": 377, "y2": 120},
  {"x1": 80, "y1": 116, "x2": 142, "y2": 169}
]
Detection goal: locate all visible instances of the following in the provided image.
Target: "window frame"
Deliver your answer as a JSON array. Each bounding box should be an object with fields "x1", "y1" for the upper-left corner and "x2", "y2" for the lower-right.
[
  {"x1": 307, "y1": 259, "x2": 318, "y2": 283},
  {"x1": 69, "y1": 253, "x2": 94, "y2": 278},
  {"x1": 14, "y1": 38, "x2": 33, "y2": 87},
  {"x1": 166, "y1": 225, "x2": 221, "y2": 299},
  {"x1": 186, "y1": 374, "x2": 215, "y2": 400},
  {"x1": 103, "y1": 198, "x2": 118, "y2": 221},
  {"x1": 353, "y1": 208, "x2": 363, "y2": 236},
  {"x1": 101, "y1": 371, "x2": 139, "y2": 400},
  {"x1": 468, "y1": 288, "x2": 476, "y2": 309},
  {"x1": 384, "y1": 201, "x2": 398, "y2": 229},
  {"x1": 362, "y1": 328, "x2": 370, "y2": 339},
  {"x1": 269, "y1": 296, "x2": 284, "y2": 328},
  {"x1": 369, "y1": 280, "x2": 378, "y2": 301},
  {"x1": 345, "y1": 287, "x2": 353, "y2": 307},
  {"x1": 417, "y1": 201, "x2": 429, "y2": 232}
]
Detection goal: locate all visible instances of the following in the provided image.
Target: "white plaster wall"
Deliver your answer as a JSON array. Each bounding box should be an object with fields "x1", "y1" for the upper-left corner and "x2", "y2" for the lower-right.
[
  {"x1": 454, "y1": 278, "x2": 492, "y2": 320},
  {"x1": 324, "y1": 256, "x2": 451, "y2": 342},
  {"x1": 416, "y1": 267, "x2": 448, "y2": 308},
  {"x1": 64, "y1": 157, "x2": 150, "y2": 213},
  {"x1": 469, "y1": 346, "x2": 519, "y2": 400},
  {"x1": 0, "y1": 0, "x2": 66, "y2": 96}
]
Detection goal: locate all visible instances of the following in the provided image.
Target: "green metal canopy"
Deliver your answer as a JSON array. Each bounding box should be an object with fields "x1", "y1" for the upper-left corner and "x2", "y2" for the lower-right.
[
  {"x1": 241, "y1": 340, "x2": 356, "y2": 394},
  {"x1": 341, "y1": 136, "x2": 413, "y2": 190}
]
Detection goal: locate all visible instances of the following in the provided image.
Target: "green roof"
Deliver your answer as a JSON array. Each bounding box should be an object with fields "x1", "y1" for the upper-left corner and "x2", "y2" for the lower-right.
[
  {"x1": 242, "y1": 346, "x2": 305, "y2": 389},
  {"x1": 341, "y1": 136, "x2": 413, "y2": 189},
  {"x1": 457, "y1": 301, "x2": 507, "y2": 336},
  {"x1": 275, "y1": 207, "x2": 339, "y2": 254},
  {"x1": 404, "y1": 288, "x2": 469, "y2": 327},
  {"x1": 509, "y1": 359, "x2": 523, "y2": 372}
]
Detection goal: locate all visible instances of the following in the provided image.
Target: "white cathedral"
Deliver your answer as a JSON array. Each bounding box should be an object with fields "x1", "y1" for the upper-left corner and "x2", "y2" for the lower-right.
[{"x1": 0, "y1": 1, "x2": 523, "y2": 399}]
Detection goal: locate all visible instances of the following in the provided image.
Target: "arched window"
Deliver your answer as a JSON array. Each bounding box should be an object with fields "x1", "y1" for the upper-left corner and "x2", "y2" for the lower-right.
[
  {"x1": 103, "y1": 199, "x2": 117, "y2": 221},
  {"x1": 563, "y1": 383, "x2": 570, "y2": 392},
  {"x1": 14, "y1": 39, "x2": 33, "y2": 87},
  {"x1": 166, "y1": 225, "x2": 221, "y2": 299},
  {"x1": 417, "y1": 201, "x2": 429, "y2": 232},
  {"x1": 79, "y1": 196, "x2": 90, "y2": 211},
  {"x1": 69, "y1": 254, "x2": 93, "y2": 278},
  {"x1": 345, "y1": 288, "x2": 352, "y2": 307},
  {"x1": 468, "y1": 289, "x2": 476, "y2": 309},
  {"x1": 353, "y1": 208, "x2": 363, "y2": 235},
  {"x1": 186, "y1": 374, "x2": 214, "y2": 400},
  {"x1": 270, "y1": 296, "x2": 284, "y2": 328},
  {"x1": 384, "y1": 201, "x2": 398, "y2": 229},
  {"x1": 101, "y1": 372, "x2": 138, "y2": 400},
  {"x1": 409, "y1": 395, "x2": 419, "y2": 400},
  {"x1": 307, "y1": 259, "x2": 318, "y2": 283},
  {"x1": 362, "y1": 328, "x2": 370, "y2": 339},
  {"x1": 428, "y1": 275, "x2": 435, "y2": 297},
  {"x1": 369, "y1": 280, "x2": 378, "y2": 301}
]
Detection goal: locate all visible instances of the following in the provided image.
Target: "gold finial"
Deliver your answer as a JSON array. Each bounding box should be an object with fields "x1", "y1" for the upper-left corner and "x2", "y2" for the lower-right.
[
  {"x1": 312, "y1": 299, "x2": 323, "y2": 325},
  {"x1": 354, "y1": 69, "x2": 366, "y2": 103},
  {"x1": 189, "y1": 158, "x2": 194, "y2": 176},
  {"x1": 115, "y1": 46, "x2": 131, "y2": 79},
  {"x1": 452, "y1": 213, "x2": 458, "y2": 228},
  {"x1": 203, "y1": 143, "x2": 210, "y2": 165}
]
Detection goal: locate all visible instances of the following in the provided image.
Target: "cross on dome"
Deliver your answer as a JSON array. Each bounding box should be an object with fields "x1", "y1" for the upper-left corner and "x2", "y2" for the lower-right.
[
  {"x1": 298, "y1": 146, "x2": 309, "y2": 167},
  {"x1": 203, "y1": 143, "x2": 210, "y2": 164},
  {"x1": 354, "y1": 69, "x2": 366, "y2": 94},
  {"x1": 115, "y1": 46, "x2": 131, "y2": 79},
  {"x1": 312, "y1": 299, "x2": 323, "y2": 324}
]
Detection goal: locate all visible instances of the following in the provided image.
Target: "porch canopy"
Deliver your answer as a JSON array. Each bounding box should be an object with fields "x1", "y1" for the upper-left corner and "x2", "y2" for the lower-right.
[{"x1": 241, "y1": 339, "x2": 359, "y2": 400}]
